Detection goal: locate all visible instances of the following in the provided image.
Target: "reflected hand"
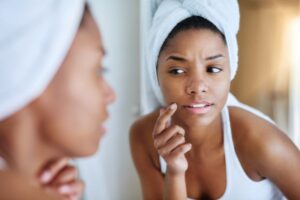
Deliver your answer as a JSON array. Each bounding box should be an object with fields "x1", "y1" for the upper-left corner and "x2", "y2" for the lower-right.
[{"x1": 39, "y1": 158, "x2": 84, "y2": 200}]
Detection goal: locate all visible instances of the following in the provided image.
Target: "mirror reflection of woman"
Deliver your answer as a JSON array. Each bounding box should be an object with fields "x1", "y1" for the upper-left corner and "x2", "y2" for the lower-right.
[
  {"x1": 130, "y1": 0, "x2": 300, "y2": 199},
  {"x1": 0, "y1": 1, "x2": 115, "y2": 199}
]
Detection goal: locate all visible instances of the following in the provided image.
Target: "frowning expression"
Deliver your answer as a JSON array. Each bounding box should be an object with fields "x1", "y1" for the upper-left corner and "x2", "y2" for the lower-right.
[{"x1": 157, "y1": 29, "x2": 230, "y2": 126}]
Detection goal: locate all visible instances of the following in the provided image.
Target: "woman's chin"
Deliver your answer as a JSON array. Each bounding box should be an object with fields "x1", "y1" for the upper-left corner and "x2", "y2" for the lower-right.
[
  {"x1": 75, "y1": 144, "x2": 100, "y2": 157},
  {"x1": 76, "y1": 134, "x2": 104, "y2": 157}
]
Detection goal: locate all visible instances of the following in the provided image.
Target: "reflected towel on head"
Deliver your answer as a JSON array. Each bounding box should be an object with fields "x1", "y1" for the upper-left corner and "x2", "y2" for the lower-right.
[
  {"x1": 0, "y1": 0, "x2": 86, "y2": 121},
  {"x1": 142, "y1": 0, "x2": 240, "y2": 114}
]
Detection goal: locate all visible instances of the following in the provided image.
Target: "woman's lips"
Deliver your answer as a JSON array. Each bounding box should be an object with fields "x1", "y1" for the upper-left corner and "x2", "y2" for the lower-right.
[
  {"x1": 100, "y1": 125, "x2": 107, "y2": 135},
  {"x1": 182, "y1": 102, "x2": 213, "y2": 114},
  {"x1": 99, "y1": 113, "x2": 109, "y2": 135}
]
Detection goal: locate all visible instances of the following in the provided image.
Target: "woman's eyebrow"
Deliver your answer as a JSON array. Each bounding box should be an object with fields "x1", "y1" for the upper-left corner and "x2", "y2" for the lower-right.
[
  {"x1": 166, "y1": 55, "x2": 187, "y2": 62},
  {"x1": 205, "y1": 54, "x2": 224, "y2": 60},
  {"x1": 165, "y1": 54, "x2": 224, "y2": 62}
]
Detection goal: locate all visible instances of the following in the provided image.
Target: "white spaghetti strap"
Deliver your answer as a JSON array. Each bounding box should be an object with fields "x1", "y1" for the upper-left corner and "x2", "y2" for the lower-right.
[
  {"x1": 0, "y1": 157, "x2": 7, "y2": 171},
  {"x1": 159, "y1": 155, "x2": 167, "y2": 174}
]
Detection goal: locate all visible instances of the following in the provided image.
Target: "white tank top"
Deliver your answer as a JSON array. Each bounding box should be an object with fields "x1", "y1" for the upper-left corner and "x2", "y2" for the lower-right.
[
  {"x1": 0, "y1": 157, "x2": 7, "y2": 171},
  {"x1": 159, "y1": 106, "x2": 284, "y2": 200}
]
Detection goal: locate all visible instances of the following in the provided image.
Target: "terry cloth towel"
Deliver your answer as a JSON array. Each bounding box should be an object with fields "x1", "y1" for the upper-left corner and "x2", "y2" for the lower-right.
[{"x1": 0, "y1": 0, "x2": 86, "y2": 121}]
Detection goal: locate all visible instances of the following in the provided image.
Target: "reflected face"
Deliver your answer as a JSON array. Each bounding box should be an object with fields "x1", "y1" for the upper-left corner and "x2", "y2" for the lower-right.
[
  {"x1": 158, "y1": 29, "x2": 230, "y2": 126},
  {"x1": 34, "y1": 8, "x2": 116, "y2": 157}
]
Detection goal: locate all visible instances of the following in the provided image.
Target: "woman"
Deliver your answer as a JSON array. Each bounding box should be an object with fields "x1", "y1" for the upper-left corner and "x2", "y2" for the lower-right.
[
  {"x1": 130, "y1": 0, "x2": 300, "y2": 199},
  {"x1": 0, "y1": 1, "x2": 115, "y2": 199}
]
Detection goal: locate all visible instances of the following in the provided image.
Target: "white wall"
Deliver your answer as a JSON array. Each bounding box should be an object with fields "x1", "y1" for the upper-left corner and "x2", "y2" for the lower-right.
[
  {"x1": 75, "y1": 1, "x2": 142, "y2": 199},
  {"x1": 289, "y1": 18, "x2": 300, "y2": 148}
]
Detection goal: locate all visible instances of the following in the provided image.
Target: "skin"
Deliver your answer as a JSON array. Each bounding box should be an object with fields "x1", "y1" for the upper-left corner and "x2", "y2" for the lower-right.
[
  {"x1": 130, "y1": 28, "x2": 300, "y2": 200},
  {"x1": 0, "y1": 171, "x2": 59, "y2": 200},
  {"x1": 0, "y1": 7, "x2": 115, "y2": 200}
]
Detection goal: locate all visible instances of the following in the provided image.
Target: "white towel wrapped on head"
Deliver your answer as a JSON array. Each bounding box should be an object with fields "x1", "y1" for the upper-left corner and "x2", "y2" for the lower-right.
[
  {"x1": 142, "y1": 0, "x2": 274, "y2": 125},
  {"x1": 143, "y1": 0, "x2": 240, "y2": 114},
  {"x1": 0, "y1": 0, "x2": 85, "y2": 121}
]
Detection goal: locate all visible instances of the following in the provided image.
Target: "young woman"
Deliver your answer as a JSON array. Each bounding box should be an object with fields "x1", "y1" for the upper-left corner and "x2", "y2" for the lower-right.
[
  {"x1": 130, "y1": 1, "x2": 300, "y2": 199},
  {"x1": 0, "y1": 1, "x2": 115, "y2": 199}
]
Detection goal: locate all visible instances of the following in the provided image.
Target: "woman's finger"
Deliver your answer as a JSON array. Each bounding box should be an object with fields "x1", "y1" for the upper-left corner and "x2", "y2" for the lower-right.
[
  {"x1": 157, "y1": 134, "x2": 185, "y2": 157},
  {"x1": 49, "y1": 165, "x2": 78, "y2": 186},
  {"x1": 153, "y1": 103, "x2": 177, "y2": 137},
  {"x1": 154, "y1": 125, "x2": 185, "y2": 149},
  {"x1": 39, "y1": 158, "x2": 70, "y2": 184},
  {"x1": 58, "y1": 180, "x2": 84, "y2": 198},
  {"x1": 170, "y1": 143, "x2": 192, "y2": 158}
]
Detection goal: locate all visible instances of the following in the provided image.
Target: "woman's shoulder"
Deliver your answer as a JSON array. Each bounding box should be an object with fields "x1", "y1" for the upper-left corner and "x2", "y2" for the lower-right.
[
  {"x1": 130, "y1": 109, "x2": 160, "y2": 152},
  {"x1": 228, "y1": 106, "x2": 297, "y2": 173},
  {"x1": 228, "y1": 106, "x2": 285, "y2": 144},
  {"x1": 130, "y1": 109, "x2": 159, "y2": 139},
  {"x1": 129, "y1": 109, "x2": 161, "y2": 169}
]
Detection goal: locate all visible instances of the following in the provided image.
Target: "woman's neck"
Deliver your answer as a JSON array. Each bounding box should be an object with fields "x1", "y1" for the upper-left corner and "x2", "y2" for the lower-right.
[
  {"x1": 173, "y1": 114, "x2": 223, "y2": 157},
  {"x1": 0, "y1": 109, "x2": 61, "y2": 184}
]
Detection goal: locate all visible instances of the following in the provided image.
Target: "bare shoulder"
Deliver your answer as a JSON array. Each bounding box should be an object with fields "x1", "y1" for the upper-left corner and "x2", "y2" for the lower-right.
[
  {"x1": 129, "y1": 110, "x2": 166, "y2": 199},
  {"x1": 129, "y1": 109, "x2": 161, "y2": 168},
  {"x1": 228, "y1": 106, "x2": 299, "y2": 177},
  {"x1": 130, "y1": 110, "x2": 159, "y2": 145},
  {"x1": 228, "y1": 106, "x2": 292, "y2": 148}
]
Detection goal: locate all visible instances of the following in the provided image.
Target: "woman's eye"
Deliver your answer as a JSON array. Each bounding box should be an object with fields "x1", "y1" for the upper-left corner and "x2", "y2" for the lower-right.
[
  {"x1": 98, "y1": 66, "x2": 108, "y2": 76},
  {"x1": 207, "y1": 66, "x2": 222, "y2": 73},
  {"x1": 168, "y1": 68, "x2": 185, "y2": 75}
]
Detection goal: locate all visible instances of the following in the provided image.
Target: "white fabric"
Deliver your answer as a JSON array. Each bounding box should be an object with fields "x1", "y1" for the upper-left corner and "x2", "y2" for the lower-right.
[
  {"x1": 0, "y1": 0, "x2": 86, "y2": 121},
  {"x1": 142, "y1": 0, "x2": 240, "y2": 113},
  {"x1": 0, "y1": 157, "x2": 7, "y2": 171},
  {"x1": 159, "y1": 106, "x2": 284, "y2": 200}
]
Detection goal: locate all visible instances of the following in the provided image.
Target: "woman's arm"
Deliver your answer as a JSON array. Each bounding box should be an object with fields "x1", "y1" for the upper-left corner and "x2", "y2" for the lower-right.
[
  {"x1": 164, "y1": 171, "x2": 187, "y2": 200},
  {"x1": 130, "y1": 103, "x2": 191, "y2": 200},
  {"x1": 130, "y1": 117, "x2": 165, "y2": 200}
]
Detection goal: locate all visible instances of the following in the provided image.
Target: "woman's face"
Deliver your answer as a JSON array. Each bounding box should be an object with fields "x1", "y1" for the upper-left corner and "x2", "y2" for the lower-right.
[
  {"x1": 157, "y1": 29, "x2": 230, "y2": 126},
  {"x1": 33, "y1": 9, "x2": 116, "y2": 157}
]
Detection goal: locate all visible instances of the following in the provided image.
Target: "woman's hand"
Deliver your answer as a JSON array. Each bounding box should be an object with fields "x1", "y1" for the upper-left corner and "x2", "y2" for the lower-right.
[
  {"x1": 38, "y1": 158, "x2": 84, "y2": 200},
  {"x1": 153, "y1": 103, "x2": 192, "y2": 175}
]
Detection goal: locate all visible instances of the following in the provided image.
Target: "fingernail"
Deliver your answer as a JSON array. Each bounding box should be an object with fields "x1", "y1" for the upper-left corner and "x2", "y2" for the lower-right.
[
  {"x1": 169, "y1": 103, "x2": 176, "y2": 110},
  {"x1": 40, "y1": 171, "x2": 51, "y2": 183},
  {"x1": 58, "y1": 185, "x2": 72, "y2": 194}
]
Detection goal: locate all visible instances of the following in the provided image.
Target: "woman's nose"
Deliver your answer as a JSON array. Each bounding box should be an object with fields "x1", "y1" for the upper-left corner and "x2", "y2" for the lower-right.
[{"x1": 186, "y1": 78, "x2": 208, "y2": 95}]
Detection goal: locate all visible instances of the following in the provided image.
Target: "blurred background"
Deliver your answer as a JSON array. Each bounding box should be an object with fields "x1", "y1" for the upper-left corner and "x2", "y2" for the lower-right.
[
  {"x1": 75, "y1": 0, "x2": 300, "y2": 199},
  {"x1": 232, "y1": 0, "x2": 300, "y2": 141}
]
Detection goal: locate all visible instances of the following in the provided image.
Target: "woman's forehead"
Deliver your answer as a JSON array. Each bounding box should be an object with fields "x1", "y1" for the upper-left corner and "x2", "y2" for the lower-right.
[
  {"x1": 161, "y1": 29, "x2": 227, "y2": 56},
  {"x1": 79, "y1": 6, "x2": 104, "y2": 50}
]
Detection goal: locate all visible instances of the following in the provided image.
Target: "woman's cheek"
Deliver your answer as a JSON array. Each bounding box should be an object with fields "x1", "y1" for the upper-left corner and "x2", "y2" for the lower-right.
[
  {"x1": 215, "y1": 81, "x2": 230, "y2": 105},
  {"x1": 161, "y1": 80, "x2": 182, "y2": 103}
]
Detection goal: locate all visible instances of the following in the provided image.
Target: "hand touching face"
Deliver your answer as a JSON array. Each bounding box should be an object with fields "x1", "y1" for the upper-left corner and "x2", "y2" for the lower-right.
[
  {"x1": 157, "y1": 29, "x2": 230, "y2": 127},
  {"x1": 153, "y1": 103, "x2": 192, "y2": 175}
]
